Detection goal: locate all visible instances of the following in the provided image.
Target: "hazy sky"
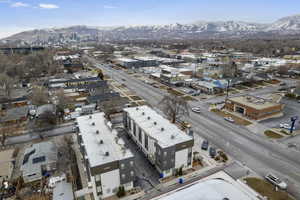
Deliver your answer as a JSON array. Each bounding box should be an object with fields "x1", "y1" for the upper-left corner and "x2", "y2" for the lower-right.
[{"x1": 1, "y1": 0, "x2": 300, "y2": 38}]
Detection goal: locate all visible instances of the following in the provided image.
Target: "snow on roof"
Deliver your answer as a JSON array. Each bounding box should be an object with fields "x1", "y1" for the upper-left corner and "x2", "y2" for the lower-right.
[
  {"x1": 77, "y1": 113, "x2": 133, "y2": 168},
  {"x1": 153, "y1": 179, "x2": 258, "y2": 200},
  {"x1": 124, "y1": 106, "x2": 193, "y2": 148}
]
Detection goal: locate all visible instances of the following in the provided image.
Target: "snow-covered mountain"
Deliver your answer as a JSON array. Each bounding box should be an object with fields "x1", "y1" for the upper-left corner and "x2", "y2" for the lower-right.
[
  {"x1": 267, "y1": 14, "x2": 300, "y2": 31},
  {"x1": 2, "y1": 14, "x2": 300, "y2": 43}
]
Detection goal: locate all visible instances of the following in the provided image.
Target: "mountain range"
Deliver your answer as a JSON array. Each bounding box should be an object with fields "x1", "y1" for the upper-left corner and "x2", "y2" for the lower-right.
[{"x1": 2, "y1": 14, "x2": 300, "y2": 43}]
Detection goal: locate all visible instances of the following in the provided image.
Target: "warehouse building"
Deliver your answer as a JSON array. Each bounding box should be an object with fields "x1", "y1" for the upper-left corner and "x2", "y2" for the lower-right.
[
  {"x1": 76, "y1": 113, "x2": 135, "y2": 199},
  {"x1": 123, "y1": 106, "x2": 194, "y2": 178},
  {"x1": 225, "y1": 95, "x2": 284, "y2": 120}
]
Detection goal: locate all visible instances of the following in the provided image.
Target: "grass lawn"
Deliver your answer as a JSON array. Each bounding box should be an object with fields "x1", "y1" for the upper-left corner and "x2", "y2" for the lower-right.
[
  {"x1": 182, "y1": 95, "x2": 196, "y2": 101},
  {"x1": 129, "y1": 95, "x2": 143, "y2": 101},
  {"x1": 211, "y1": 109, "x2": 252, "y2": 126},
  {"x1": 264, "y1": 130, "x2": 284, "y2": 139},
  {"x1": 167, "y1": 88, "x2": 185, "y2": 96},
  {"x1": 244, "y1": 177, "x2": 294, "y2": 200}
]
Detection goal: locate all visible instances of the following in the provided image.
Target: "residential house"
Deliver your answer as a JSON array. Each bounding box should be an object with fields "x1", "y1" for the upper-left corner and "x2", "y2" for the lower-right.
[{"x1": 20, "y1": 141, "x2": 58, "y2": 183}]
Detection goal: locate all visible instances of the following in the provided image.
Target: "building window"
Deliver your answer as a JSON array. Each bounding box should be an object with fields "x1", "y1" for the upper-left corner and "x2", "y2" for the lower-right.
[
  {"x1": 187, "y1": 148, "x2": 192, "y2": 166},
  {"x1": 130, "y1": 161, "x2": 134, "y2": 166},
  {"x1": 106, "y1": 188, "x2": 111, "y2": 194},
  {"x1": 96, "y1": 186, "x2": 102, "y2": 193},
  {"x1": 130, "y1": 171, "x2": 134, "y2": 176},
  {"x1": 144, "y1": 134, "x2": 148, "y2": 150},
  {"x1": 122, "y1": 174, "x2": 126, "y2": 179},
  {"x1": 138, "y1": 128, "x2": 142, "y2": 143},
  {"x1": 164, "y1": 152, "x2": 167, "y2": 157},
  {"x1": 133, "y1": 122, "x2": 136, "y2": 136},
  {"x1": 95, "y1": 174, "x2": 101, "y2": 182},
  {"x1": 128, "y1": 118, "x2": 131, "y2": 130},
  {"x1": 121, "y1": 163, "x2": 125, "y2": 169}
]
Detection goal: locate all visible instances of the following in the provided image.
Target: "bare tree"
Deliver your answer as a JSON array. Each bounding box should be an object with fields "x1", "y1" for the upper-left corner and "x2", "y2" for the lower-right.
[
  {"x1": 99, "y1": 97, "x2": 127, "y2": 120},
  {"x1": 30, "y1": 86, "x2": 49, "y2": 105},
  {"x1": 159, "y1": 94, "x2": 189, "y2": 123},
  {"x1": 0, "y1": 73, "x2": 14, "y2": 98}
]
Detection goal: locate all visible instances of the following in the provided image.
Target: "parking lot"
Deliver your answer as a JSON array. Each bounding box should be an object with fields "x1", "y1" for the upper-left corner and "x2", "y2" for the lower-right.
[{"x1": 260, "y1": 98, "x2": 300, "y2": 131}]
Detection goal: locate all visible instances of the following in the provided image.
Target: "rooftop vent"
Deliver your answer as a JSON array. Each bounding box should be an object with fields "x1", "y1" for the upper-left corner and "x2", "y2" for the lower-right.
[
  {"x1": 96, "y1": 130, "x2": 99, "y2": 134},
  {"x1": 171, "y1": 135, "x2": 175, "y2": 139},
  {"x1": 105, "y1": 151, "x2": 109, "y2": 156},
  {"x1": 91, "y1": 122, "x2": 95, "y2": 126},
  {"x1": 161, "y1": 127, "x2": 164, "y2": 131},
  {"x1": 147, "y1": 116, "x2": 151, "y2": 120},
  {"x1": 89, "y1": 115, "x2": 92, "y2": 119},
  {"x1": 142, "y1": 112, "x2": 145, "y2": 115},
  {"x1": 99, "y1": 140, "x2": 103, "y2": 144},
  {"x1": 154, "y1": 122, "x2": 157, "y2": 125}
]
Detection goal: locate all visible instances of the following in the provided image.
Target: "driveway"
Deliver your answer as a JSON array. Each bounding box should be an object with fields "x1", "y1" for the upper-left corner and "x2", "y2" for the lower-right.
[{"x1": 117, "y1": 129, "x2": 160, "y2": 191}]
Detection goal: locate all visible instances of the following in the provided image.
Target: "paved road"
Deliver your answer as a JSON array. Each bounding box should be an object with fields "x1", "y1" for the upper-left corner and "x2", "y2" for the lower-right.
[
  {"x1": 87, "y1": 56, "x2": 300, "y2": 198},
  {"x1": 5, "y1": 123, "x2": 74, "y2": 145}
]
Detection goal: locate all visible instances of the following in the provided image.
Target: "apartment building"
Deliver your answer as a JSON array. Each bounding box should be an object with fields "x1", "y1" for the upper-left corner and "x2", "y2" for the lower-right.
[
  {"x1": 76, "y1": 113, "x2": 135, "y2": 199},
  {"x1": 123, "y1": 106, "x2": 194, "y2": 178}
]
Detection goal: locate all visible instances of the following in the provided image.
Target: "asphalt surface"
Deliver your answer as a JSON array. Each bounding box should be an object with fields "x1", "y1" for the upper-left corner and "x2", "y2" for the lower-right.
[
  {"x1": 87, "y1": 56, "x2": 300, "y2": 199},
  {"x1": 5, "y1": 123, "x2": 74, "y2": 145}
]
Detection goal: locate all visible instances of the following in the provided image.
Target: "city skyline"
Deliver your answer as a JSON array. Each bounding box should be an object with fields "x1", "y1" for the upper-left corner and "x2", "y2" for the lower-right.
[{"x1": 1, "y1": 0, "x2": 300, "y2": 38}]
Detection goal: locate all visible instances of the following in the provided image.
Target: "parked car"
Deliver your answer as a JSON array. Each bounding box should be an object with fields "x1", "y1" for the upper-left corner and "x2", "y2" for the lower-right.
[
  {"x1": 265, "y1": 173, "x2": 287, "y2": 190},
  {"x1": 209, "y1": 147, "x2": 216, "y2": 158},
  {"x1": 192, "y1": 107, "x2": 201, "y2": 113},
  {"x1": 201, "y1": 140, "x2": 209, "y2": 150},
  {"x1": 224, "y1": 117, "x2": 235, "y2": 123},
  {"x1": 280, "y1": 123, "x2": 295, "y2": 130},
  {"x1": 298, "y1": 100, "x2": 300, "y2": 103}
]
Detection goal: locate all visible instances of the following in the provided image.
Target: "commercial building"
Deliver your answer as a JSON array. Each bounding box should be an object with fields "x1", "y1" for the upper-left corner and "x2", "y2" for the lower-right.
[
  {"x1": 123, "y1": 106, "x2": 194, "y2": 178},
  {"x1": 225, "y1": 95, "x2": 284, "y2": 120},
  {"x1": 152, "y1": 171, "x2": 260, "y2": 200},
  {"x1": 76, "y1": 113, "x2": 135, "y2": 199},
  {"x1": 0, "y1": 149, "x2": 15, "y2": 183},
  {"x1": 116, "y1": 58, "x2": 141, "y2": 68},
  {"x1": 20, "y1": 141, "x2": 58, "y2": 183}
]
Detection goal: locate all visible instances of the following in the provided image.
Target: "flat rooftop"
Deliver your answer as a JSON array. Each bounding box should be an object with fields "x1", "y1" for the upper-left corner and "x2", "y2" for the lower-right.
[
  {"x1": 124, "y1": 106, "x2": 193, "y2": 148},
  {"x1": 152, "y1": 171, "x2": 259, "y2": 200},
  {"x1": 152, "y1": 179, "x2": 257, "y2": 200},
  {"x1": 228, "y1": 95, "x2": 281, "y2": 110},
  {"x1": 77, "y1": 112, "x2": 133, "y2": 168}
]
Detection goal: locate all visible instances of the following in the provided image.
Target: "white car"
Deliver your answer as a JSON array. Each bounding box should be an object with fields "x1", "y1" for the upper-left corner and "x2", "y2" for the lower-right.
[
  {"x1": 192, "y1": 107, "x2": 201, "y2": 113},
  {"x1": 280, "y1": 123, "x2": 295, "y2": 130},
  {"x1": 265, "y1": 173, "x2": 287, "y2": 190},
  {"x1": 224, "y1": 117, "x2": 235, "y2": 123},
  {"x1": 279, "y1": 123, "x2": 289, "y2": 128}
]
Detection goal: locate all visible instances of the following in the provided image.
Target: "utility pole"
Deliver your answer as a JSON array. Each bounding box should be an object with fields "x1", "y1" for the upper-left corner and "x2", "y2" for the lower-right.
[
  {"x1": 226, "y1": 79, "x2": 231, "y2": 102},
  {"x1": 290, "y1": 116, "x2": 298, "y2": 135}
]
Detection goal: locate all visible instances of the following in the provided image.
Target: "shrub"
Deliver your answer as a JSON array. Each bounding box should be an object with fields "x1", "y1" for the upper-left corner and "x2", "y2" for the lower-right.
[{"x1": 116, "y1": 186, "x2": 126, "y2": 197}]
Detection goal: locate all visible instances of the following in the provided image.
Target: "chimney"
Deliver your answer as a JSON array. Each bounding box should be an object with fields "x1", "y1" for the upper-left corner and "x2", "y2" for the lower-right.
[
  {"x1": 161, "y1": 127, "x2": 164, "y2": 131},
  {"x1": 105, "y1": 151, "x2": 109, "y2": 156},
  {"x1": 96, "y1": 130, "x2": 99, "y2": 134},
  {"x1": 154, "y1": 122, "x2": 157, "y2": 125},
  {"x1": 99, "y1": 140, "x2": 103, "y2": 144},
  {"x1": 91, "y1": 122, "x2": 95, "y2": 126},
  {"x1": 142, "y1": 112, "x2": 145, "y2": 115},
  {"x1": 89, "y1": 115, "x2": 92, "y2": 119},
  {"x1": 147, "y1": 116, "x2": 151, "y2": 120}
]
